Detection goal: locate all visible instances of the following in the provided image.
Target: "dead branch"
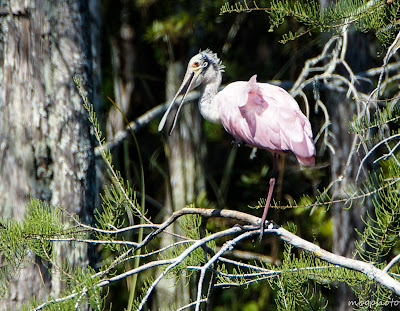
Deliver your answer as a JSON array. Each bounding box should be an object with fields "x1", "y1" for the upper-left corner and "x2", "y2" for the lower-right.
[{"x1": 32, "y1": 206, "x2": 400, "y2": 310}]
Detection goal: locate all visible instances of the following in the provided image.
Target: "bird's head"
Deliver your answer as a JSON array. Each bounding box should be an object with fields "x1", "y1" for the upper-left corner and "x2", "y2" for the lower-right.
[
  {"x1": 187, "y1": 50, "x2": 224, "y2": 87},
  {"x1": 158, "y1": 49, "x2": 224, "y2": 135}
]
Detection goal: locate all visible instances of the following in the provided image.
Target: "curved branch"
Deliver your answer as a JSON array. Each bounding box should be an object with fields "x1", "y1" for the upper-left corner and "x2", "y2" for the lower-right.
[
  {"x1": 163, "y1": 208, "x2": 400, "y2": 296},
  {"x1": 32, "y1": 207, "x2": 400, "y2": 310}
]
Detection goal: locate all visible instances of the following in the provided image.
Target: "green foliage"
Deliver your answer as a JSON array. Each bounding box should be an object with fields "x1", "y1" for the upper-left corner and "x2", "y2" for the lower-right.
[
  {"x1": 145, "y1": 11, "x2": 193, "y2": 44},
  {"x1": 179, "y1": 211, "x2": 202, "y2": 241},
  {"x1": 23, "y1": 198, "x2": 66, "y2": 258},
  {"x1": 159, "y1": 211, "x2": 217, "y2": 283},
  {"x1": 0, "y1": 198, "x2": 105, "y2": 309},
  {"x1": 73, "y1": 266, "x2": 105, "y2": 311},
  {"x1": 273, "y1": 251, "x2": 324, "y2": 310},
  {"x1": 21, "y1": 266, "x2": 105, "y2": 311},
  {"x1": 99, "y1": 184, "x2": 128, "y2": 229},
  {"x1": 0, "y1": 198, "x2": 68, "y2": 285},
  {"x1": 94, "y1": 180, "x2": 141, "y2": 253},
  {"x1": 0, "y1": 219, "x2": 27, "y2": 297},
  {"x1": 132, "y1": 276, "x2": 155, "y2": 311},
  {"x1": 221, "y1": 0, "x2": 400, "y2": 44},
  {"x1": 355, "y1": 165, "x2": 400, "y2": 263},
  {"x1": 270, "y1": 241, "x2": 358, "y2": 310},
  {"x1": 350, "y1": 103, "x2": 400, "y2": 135}
]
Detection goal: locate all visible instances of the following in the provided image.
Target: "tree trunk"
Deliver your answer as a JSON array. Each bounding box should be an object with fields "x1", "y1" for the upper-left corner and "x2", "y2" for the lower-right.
[
  {"x1": 0, "y1": 0, "x2": 100, "y2": 308},
  {"x1": 154, "y1": 60, "x2": 206, "y2": 309},
  {"x1": 106, "y1": 8, "x2": 135, "y2": 139},
  {"x1": 329, "y1": 97, "x2": 365, "y2": 311},
  {"x1": 327, "y1": 32, "x2": 371, "y2": 311},
  {"x1": 316, "y1": 2, "x2": 371, "y2": 309}
]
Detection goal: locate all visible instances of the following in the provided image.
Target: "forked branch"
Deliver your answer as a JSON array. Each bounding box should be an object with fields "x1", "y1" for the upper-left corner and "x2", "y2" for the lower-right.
[{"x1": 31, "y1": 206, "x2": 400, "y2": 311}]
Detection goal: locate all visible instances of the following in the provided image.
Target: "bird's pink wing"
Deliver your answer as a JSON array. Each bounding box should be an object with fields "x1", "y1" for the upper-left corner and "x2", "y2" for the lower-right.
[{"x1": 218, "y1": 75, "x2": 315, "y2": 166}]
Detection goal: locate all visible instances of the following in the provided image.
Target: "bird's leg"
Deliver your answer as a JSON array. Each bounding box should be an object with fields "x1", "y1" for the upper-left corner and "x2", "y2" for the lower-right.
[{"x1": 259, "y1": 154, "x2": 278, "y2": 240}]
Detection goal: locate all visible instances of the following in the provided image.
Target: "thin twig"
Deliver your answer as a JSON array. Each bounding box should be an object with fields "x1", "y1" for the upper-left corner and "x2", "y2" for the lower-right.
[{"x1": 384, "y1": 254, "x2": 400, "y2": 273}]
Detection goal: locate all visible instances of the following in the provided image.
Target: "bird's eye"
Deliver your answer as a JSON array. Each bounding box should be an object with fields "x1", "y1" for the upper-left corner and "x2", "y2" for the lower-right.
[{"x1": 193, "y1": 61, "x2": 200, "y2": 67}]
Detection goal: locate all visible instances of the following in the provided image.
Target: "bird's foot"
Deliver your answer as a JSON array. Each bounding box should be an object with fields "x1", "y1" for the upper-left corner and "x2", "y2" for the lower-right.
[{"x1": 259, "y1": 220, "x2": 275, "y2": 241}]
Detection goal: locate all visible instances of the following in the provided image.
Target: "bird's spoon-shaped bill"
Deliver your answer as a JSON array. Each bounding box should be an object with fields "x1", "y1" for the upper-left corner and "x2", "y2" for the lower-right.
[{"x1": 158, "y1": 71, "x2": 196, "y2": 134}]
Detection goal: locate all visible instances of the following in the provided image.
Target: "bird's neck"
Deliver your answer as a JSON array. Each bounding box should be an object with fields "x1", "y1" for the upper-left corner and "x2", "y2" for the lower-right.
[{"x1": 198, "y1": 71, "x2": 222, "y2": 124}]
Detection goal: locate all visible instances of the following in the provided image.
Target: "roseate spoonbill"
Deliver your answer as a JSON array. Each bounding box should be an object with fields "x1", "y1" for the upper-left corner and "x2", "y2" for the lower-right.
[{"x1": 158, "y1": 49, "x2": 315, "y2": 239}]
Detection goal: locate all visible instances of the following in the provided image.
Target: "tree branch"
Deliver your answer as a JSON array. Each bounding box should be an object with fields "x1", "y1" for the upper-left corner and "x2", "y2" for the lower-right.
[
  {"x1": 159, "y1": 208, "x2": 400, "y2": 297},
  {"x1": 30, "y1": 207, "x2": 400, "y2": 310},
  {"x1": 94, "y1": 91, "x2": 200, "y2": 157}
]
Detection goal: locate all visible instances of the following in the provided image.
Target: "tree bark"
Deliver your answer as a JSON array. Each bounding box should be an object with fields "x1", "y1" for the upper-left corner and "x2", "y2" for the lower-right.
[
  {"x1": 107, "y1": 7, "x2": 135, "y2": 139},
  {"x1": 327, "y1": 32, "x2": 371, "y2": 311},
  {"x1": 316, "y1": 2, "x2": 371, "y2": 309},
  {"x1": 0, "y1": 0, "x2": 100, "y2": 308}
]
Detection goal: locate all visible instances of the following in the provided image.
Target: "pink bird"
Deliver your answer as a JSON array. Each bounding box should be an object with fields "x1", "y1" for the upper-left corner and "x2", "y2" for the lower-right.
[{"x1": 159, "y1": 49, "x2": 315, "y2": 239}]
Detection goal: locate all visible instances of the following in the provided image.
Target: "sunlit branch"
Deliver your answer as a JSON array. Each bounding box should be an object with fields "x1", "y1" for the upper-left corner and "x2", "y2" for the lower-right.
[
  {"x1": 137, "y1": 226, "x2": 252, "y2": 311},
  {"x1": 176, "y1": 299, "x2": 208, "y2": 311},
  {"x1": 217, "y1": 248, "x2": 277, "y2": 264},
  {"x1": 366, "y1": 30, "x2": 400, "y2": 108},
  {"x1": 32, "y1": 236, "x2": 139, "y2": 247},
  {"x1": 356, "y1": 133, "x2": 400, "y2": 180},
  {"x1": 194, "y1": 231, "x2": 256, "y2": 311},
  {"x1": 31, "y1": 206, "x2": 400, "y2": 310},
  {"x1": 94, "y1": 91, "x2": 200, "y2": 157},
  {"x1": 384, "y1": 254, "x2": 400, "y2": 273},
  {"x1": 119, "y1": 240, "x2": 196, "y2": 264}
]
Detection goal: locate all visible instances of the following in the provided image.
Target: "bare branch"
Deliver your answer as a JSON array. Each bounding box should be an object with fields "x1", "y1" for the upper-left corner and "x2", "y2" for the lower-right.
[
  {"x1": 31, "y1": 207, "x2": 400, "y2": 310},
  {"x1": 137, "y1": 225, "x2": 255, "y2": 311},
  {"x1": 176, "y1": 299, "x2": 208, "y2": 311},
  {"x1": 129, "y1": 208, "x2": 400, "y2": 298},
  {"x1": 217, "y1": 248, "x2": 278, "y2": 264},
  {"x1": 94, "y1": 91, "x2": 200, "y2": 157},
  {"x1": 384, "y1": 254, "x2": 400, "y2": 273},
  {"x1": 356, "y1": 133, "x2": 400, "y2": 180},
  {"x1": 194, "y1": 230, "x2": 256, "y2": 311}
]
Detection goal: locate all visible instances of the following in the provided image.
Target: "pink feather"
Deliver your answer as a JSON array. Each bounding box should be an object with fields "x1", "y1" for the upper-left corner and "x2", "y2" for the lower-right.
[{"x1": 216, "y1": 75, "x2": 315, "y2": 166}]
